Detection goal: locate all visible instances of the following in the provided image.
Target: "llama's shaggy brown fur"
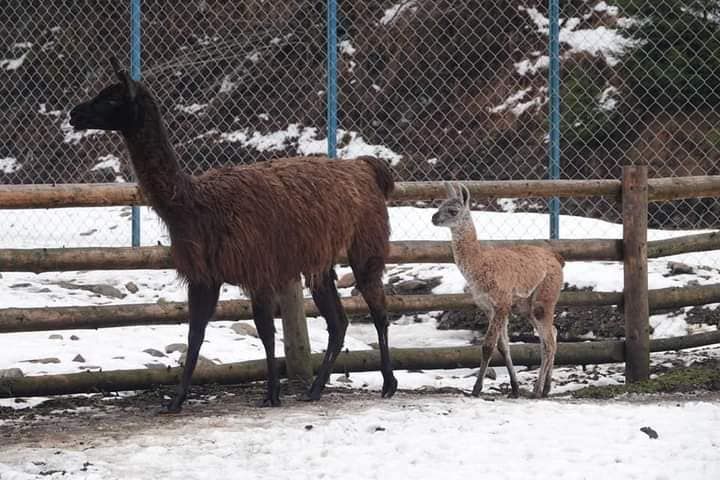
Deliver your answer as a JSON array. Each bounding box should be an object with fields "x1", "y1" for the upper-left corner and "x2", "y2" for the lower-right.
[
  {"x1": 69, "y1": 61, "x2": 397, "y2": 412},
  {"x1": 432, "y1": 183, "x2": 564, "y2": 398}
]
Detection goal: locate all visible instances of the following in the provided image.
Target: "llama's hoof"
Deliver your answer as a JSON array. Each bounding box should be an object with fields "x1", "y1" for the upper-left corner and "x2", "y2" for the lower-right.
[
  {"x1": 256, "y1": 396, "x2": 281, "y2": 408},
  {"x1": 381, "y1": 377, "x2": 398, "y2": 398},
  {"x1": 159, "y1": 401, "x2": 184, "y2": 415},
  {"x1": 297, "y1": 390, "x2": 322, "y2": 402}
]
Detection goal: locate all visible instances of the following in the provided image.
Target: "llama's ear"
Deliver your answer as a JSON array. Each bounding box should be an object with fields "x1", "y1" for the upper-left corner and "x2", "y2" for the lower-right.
[
  {"x1": 109, "y1": 56, "x2": 137, "y2": 101},
  {"x1": 443, "y1": 181, "x2": 457, "y2": 199},
  {"x1": 460, "y1": 184, "x2": 471, "y2": 207}
]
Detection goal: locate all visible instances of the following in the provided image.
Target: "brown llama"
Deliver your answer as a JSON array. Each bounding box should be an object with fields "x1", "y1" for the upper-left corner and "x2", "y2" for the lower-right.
[
  {"x1": 432, "y1": 183, "x2": 564, "y2": 398},
  {"x1": 69, "y1": 57, "x2": 397, "y2": 413}
]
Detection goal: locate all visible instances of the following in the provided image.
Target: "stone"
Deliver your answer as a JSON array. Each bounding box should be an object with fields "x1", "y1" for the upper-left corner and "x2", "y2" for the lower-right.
[
  {"x1": 143, "y1": 348, "x2": 166, "y2": 358},
  {"x1": 58, "y1": 281, "x2": 126, "y2": 299},
  {"x1": 72, "y1": 354, "x2": 86, "y2": 363},
  {"x1": 144, "y1": 363, "x2": 167, "y2": 370},
  {"x1": 125, "y1": 282, "x2": 140, "y2": 294},
  {"x1": 336, "y1": 272, "x2": 356, "y2": 289},
  {"x1": 667, "y1": 261, "x2": 694, "y2": 275},
  {"x1": 230, "y1": 322, "x2": 258, "y2": 337},
  {"x1": 49, "y1": 334, "x2": 63, "y2": 340},
  {"x1": 464, "y1": 367, "x2": 497, "y2": 380},
  {"x1": 0, "y1": 368, "x2": 24, "y2": 379},
  {"x1": 392, "y1": 277, "x2": 443, "y2": 295},
  {"x1": 70, "y1": 335, "x2": 80, "y2": 341},
  {"x1": 23, "y1": 357, "x2": 61, "y2": 364},
  {"x1": 179, "y1": 353, "x2": 216, "y2": 369},
  {"x1": 165, "y1": 343, "x2": 187, "y2": 354}
]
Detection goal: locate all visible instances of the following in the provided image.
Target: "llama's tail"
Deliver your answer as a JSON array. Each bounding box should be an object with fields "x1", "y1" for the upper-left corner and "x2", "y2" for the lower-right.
[
  {"x1": 360, "y1": 156, "x2": 395, "y2": 198},
  {"x1": 553, "y1": 251, "x2": 566, "y2": 267}
]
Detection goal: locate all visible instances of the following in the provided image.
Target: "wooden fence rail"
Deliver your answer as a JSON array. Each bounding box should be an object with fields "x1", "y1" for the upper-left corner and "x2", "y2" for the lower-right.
[
  {"x1": 2, "y1": 283, "x2": 720, "y2": 334},
  {"x1": 2, "y1": 175, "x2": 720, "y2": 209},
  {"x1": 0, "y1": 232, "x2": 718, "y2": 273},
  {"x1": 3, "y1": 330, "x2": 719, "y2": 399}
]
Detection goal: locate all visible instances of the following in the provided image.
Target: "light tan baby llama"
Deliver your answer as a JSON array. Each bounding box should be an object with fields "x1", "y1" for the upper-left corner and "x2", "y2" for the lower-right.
[{"x1": 432, "y1": 183, "x2": 564, "y2": 398}]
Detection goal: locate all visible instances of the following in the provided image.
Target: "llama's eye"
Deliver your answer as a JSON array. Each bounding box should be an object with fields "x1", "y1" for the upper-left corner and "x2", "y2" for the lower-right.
[{"x1": 448, "y1": 207, "x2": 459, "y2": 215}]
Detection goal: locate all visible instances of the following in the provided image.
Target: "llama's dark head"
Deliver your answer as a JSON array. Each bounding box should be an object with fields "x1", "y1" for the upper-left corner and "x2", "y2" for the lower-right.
[
  {"x1": 70, "y1": 57, "x2": 144, "y2": 131},
  {"x1": 431, "y1": 182, "x2": 471, "y2": 227}
]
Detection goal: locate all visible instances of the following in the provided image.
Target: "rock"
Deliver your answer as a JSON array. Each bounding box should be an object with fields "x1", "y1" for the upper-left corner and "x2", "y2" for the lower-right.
[
  {"x1": 22, "y1": 357, "x2": 61, "y2": 364},
  {"x1": 640, "y1": 426, "x2": 659, "y2": 439},
  {"x1": 70, "y1": 335, "x2": 80, "y2": 341},
  {"x1": 179, "y1": 353, "x2": 216, "y2": 369},
  {"x1": 335, "y1": 375, "x2": 352, "y2": 383},
  {"x1": 78, "y1": 365, "x2": 102, "y2": 370},
  {"x1": 465, "y1": 367, "x2": 497, "y2": 380},
  {"x1": 157, "y1": 297, "x2": 169, "y2": 304},
  {"x1": 392, "y1": 277, "x2": 443, "y2": 295},
  {"x1": 58, "y1": 281, "x2": 126, "y2": 299},
  {"x1": 230, "y1": 322, "x2": 258, "y2": 337},
  {"x1": 144, "y1": 363, "x2": 167, "y2": 370},
  {"x1": 165, "y1": 343, "x2": 187, "y2": 354},
  {"x1": 72, "y1": 354, "x2": 86, "y2": 363},
  {"x1": 667, "y1": 261, "x2": 694, "y2": 275},
  {"x1": 336, "y1": 272, "x2": 356, "y2": 289},
  {"x1": 10, "y1": 283, "x2": 32, "y2": 288},
  {"x1": 143, "y1": 348, "x2": 166, "y2": 358},
  {"x1": 49, "y1": 334, "x2": 63, "y2": 340},
  {"x1": 125, "y1": 282, "x2": 140, "y2": 294},
  {"x1": 0, "y1": 368, "x2": 24, "y2": 379}
]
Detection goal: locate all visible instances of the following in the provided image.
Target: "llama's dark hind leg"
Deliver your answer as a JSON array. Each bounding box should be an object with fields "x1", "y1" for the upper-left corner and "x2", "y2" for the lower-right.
[
  {"x1": 252, "y1": 290, "x2": 281, "y2": 407},
  {"x1": 300, "y1": 269, "x2": 348, "y2": 401},
  {"x1": 351, "y1": 255, "x2": 397, "y2": 398},
  {"x1": 164, "y1": 282, "x2": 220, "y2": 413}
]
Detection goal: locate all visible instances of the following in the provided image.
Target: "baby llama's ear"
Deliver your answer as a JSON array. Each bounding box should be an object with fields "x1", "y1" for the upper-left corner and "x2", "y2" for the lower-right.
[
  {"x1": 460, "y1": 184, "x2": 471, "y2": 208},
  {"x1": 443, "y1": 181, "x2": 457, "y2": 199}
]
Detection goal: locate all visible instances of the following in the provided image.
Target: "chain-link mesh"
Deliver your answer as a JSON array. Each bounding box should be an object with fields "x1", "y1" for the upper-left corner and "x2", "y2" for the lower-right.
[{"x1": 1, "y1": 1, "x2": 719, "y2": 252}]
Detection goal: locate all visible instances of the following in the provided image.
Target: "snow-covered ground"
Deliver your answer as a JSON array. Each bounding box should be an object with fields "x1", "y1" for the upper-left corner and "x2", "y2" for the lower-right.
[{"x1": 1, "y1": 394, "x2": 719, "y2": 480}]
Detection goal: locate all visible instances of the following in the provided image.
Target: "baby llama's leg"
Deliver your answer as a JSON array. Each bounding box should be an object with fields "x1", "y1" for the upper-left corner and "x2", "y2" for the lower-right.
[
  {"x1": 472, "y1": 304, "x2": 507, "y2": 397},
  {"x1": 497, "y1": 324, "x2": 519, "y2": 397}
]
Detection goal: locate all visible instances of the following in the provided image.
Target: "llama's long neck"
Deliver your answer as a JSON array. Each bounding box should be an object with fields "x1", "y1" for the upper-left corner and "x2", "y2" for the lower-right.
[
  {"x1": 121, "y1": 94, "x2": 190, "y2": 214},
  {"x1": 449, "y1": 212, "x2": 480, "y2": 265}
]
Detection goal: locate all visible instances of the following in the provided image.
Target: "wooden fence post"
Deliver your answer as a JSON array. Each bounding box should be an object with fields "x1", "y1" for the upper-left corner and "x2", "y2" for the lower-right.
[
  {"x1": 277, "y1": 279, "x2": 313, "y2": 392},
  {"x1": 622, "y1": 165, "x2": 650, "y2": 382}
]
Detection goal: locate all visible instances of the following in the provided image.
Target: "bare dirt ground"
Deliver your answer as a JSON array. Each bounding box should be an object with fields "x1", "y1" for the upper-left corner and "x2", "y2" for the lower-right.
[{"x1": 3, "y1": 379, "x2": 719, "y2": 451}]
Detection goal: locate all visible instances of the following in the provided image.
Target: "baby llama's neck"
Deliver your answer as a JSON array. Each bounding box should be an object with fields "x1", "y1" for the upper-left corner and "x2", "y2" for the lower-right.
[
  {"x1": 449, "y1": 213, "x2": 479, "y2": 262},
  {"x1": 121, "y1": 94, "x2": 189, "y2": 213}
]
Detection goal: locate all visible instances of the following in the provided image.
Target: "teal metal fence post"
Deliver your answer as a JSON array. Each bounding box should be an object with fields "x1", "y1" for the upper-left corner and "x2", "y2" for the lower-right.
[
  {"x1": 548, "y1": 0, "x2": 561, "y2": 239},
  {"x1": 130, "y1": 0, "x2": 142, "y2": 246},
  {"x1": 326, "y1": 0, "x2": 338, "y2": 159}
]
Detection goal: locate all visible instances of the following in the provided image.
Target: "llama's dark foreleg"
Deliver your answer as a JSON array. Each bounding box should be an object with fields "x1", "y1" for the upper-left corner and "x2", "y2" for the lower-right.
[
  {"x1": 352, "y1": 256, "x2": 397, "y2": 399},
  {"x1": 165, "y1": 282, "x2": 220, "y2": 413},
  {"x1": 300, "y1": 269, "x2": 348, "y2": 401},
  {"x1": 252, "y1": 291, "x2": 281, "y2": 407}
]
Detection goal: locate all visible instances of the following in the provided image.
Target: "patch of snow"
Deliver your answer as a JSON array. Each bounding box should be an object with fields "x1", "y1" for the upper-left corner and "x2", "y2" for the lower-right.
[
  {"x1": 497, "y1": 198, "x2": 518, "y2": 213},
  {"x1": 598, "y1": 86, "x2": 619, "y2": 111},
  {"x1": 0, "y1": 157, "x2": 21, "y2": 174},
  {"x1": 514, "y1": 55, "x2": 549, "y2": 76},
  {"x1": 594, "y1": 1, "x2": 620, "y2": 16},
  {"x1": 92, "y1": 154, "x2": 121, "y2": 173},
  {"x1": 0, "y1": 51, "x2": 29, "y2": 70},
  {"x1": 175, "y1": 103, "x2": 207, "y2": 115},
  {"x1": 520, "y1": 6, "x2": 638, "y2": 66},
  {"x1": 380, "y1": 1, "x2": 418, "y2": 25},
  {"x1": 426, "y1": 157, "x2": 438, "y2": 165},
  {"x1": 339, "y1": 40, "x2": 357, "y2": 56},
  {"x1": 490, "y1": 88, "x2": 547, "y2": 116},
  {"x1": 218, "y1": 124, "x2": 402, "y2": 165},
  {"x1": 61, "y1": 114, "x2": 104, "y2": 144}
]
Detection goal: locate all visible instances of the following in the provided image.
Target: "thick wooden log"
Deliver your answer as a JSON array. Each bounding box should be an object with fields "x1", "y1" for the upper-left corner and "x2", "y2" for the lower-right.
[
  {"x1": 0, "y1": 341, "x2": 627, "y2": 398},
  {"x1": 278, "y1": 279, "x2": 313, "y2": 390},
  {"x1": 647, "y1": 176, "x2": 720, "y2": 201},
  {"x1": 4, "y1": 284, "x2": 720, "y2": 334},
  {"x1": 1, "y1": 176, "x2": 719, "y2": 210},
  {"x1": 0, "y1": 183, "x2": 144, "y2": 209},
  {"x1": 623, "y1": 165, "x2": 650, "y2": 383},
  {"x1": 4, "y1": 330, "x2": 720, "y2": 399},
  {"x1": 3, "y1": 232, "x2": 719, "y2": 273},
  {"x1": 392, "y1": 180, "x2": 623, "y2": 202}
]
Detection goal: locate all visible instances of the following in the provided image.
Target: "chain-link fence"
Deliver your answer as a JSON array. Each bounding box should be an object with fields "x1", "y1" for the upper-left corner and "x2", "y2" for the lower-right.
[{"x1": 1, "y1": 1, "x2": 719, "y2": 255}]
